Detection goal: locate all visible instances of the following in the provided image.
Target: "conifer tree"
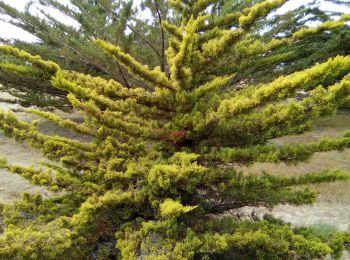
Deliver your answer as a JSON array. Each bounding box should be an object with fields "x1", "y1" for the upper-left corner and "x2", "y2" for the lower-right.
[
  {"x1": 1, "y1": 0, "x2": 349, "y2": 107},
  {"x1": 1, "y1": 0, "x2": 350, "y2": 259},
  {"x1": 0, "y1": 0, "x2": 141, "y2": 107}
]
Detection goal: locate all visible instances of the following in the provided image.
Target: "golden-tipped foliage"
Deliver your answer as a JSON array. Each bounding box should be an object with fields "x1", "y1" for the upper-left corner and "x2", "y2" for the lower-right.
[{"x1": 1, "y1": 0, "x2": 350, "y2": 259}]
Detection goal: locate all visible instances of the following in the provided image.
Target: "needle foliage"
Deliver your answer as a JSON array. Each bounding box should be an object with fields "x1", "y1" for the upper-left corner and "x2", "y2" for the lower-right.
[{"x1": 1, "y1": 0, "x2": 350, "y2": 259}]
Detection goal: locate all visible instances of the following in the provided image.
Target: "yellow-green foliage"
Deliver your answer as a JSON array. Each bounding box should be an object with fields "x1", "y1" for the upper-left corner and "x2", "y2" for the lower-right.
[
  {"x1": 0, "y1": 45, "x2": 59, "y2": 74},
  {"x1": 0, "y1": 0, "x2": 350, "y2": 259},
  {"x1": 159, "y1": 198, "x2": 197, "y2": 217},
  {"x1": 95, "y1": 40, "x2": 174, "y2": 90},
  {"x1": 239, "y1": 0, "x2": 285, "y2": 28}
]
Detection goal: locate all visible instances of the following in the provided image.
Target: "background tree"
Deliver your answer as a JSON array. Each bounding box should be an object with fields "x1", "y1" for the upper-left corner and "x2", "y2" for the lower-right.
[
  {"x1": 0, "y1": 0, "x2": 156, "y2": 107},
  {"x1": 0, "y1": 50, "x2": 68, "y2": 107},
  {"x1": 1, "y1": 0, "x2": 350, "y2": 258},
  {"x1": 197, "y1": 0, "x2": 350, "y2": 85},
  {"x1": 0, "y1": 0, "x2": 350, "y2": 107}
]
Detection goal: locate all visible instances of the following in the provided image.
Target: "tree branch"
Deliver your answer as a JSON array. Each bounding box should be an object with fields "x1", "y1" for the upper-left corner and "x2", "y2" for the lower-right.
[{"x1": 154, "y1": 0, "x2": 166, "y2": 72}]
